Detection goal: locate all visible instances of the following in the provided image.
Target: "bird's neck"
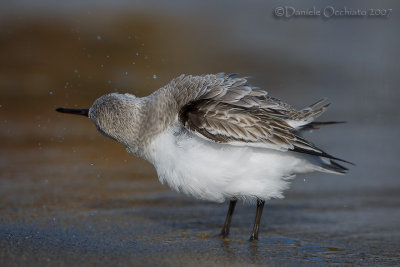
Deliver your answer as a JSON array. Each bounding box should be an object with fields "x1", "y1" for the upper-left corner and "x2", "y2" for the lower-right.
[{"x1": 136, "y1": 90, "x2": 179, "y2": 153}]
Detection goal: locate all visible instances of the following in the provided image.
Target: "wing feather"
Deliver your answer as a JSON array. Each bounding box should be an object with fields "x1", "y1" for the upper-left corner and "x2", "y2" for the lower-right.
[{"x1": 173, "y1": 74, "x2": 350, "y2": 163}]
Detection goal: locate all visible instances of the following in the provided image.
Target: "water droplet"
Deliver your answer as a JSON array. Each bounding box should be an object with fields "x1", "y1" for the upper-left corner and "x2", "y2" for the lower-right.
[
  {"x1": 49, "y1": 91, "x2": 53, "y2": 95},
  {"x1": 136, "y1": 52, "x2": 139, "y2": 56},
  {"x1": 100, "y1": 64, "x2": 104, "y2": 68},
  {"x1": 96, "y1": 35, "x2": 102, "y2": 40},
  {"x1": 90, "y1": 163, "x2": 94, "y2": 166},
  {"x1": 125, "y1": 71, "x2": 128, "y2": 75},
  {"x1": 303, "y1": 178, "x2": 306, "y2": 182},
  {"x1": 74, "y1": 69, "x2": 79, "y2": 73},
  {"x1": 153, "y1": 75, "x2": 157, "y2": 80},
  {"x1": 37, "y1": 124, "x2": 41, "y2": 128},
  {"x1": 132, "y1": 62, "x2": 136, "y2": 65},
  {"x1": 106, "y1": 55, "x2": 110, "y2": 59}
]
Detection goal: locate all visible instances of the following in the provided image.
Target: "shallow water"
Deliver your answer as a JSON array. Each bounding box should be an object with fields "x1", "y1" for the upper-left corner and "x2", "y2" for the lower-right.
[{"x1": 1, "y1": 0, "x2": 400, "y2": 266}]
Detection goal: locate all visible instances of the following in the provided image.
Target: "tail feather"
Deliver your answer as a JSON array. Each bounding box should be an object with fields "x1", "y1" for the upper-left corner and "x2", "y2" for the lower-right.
[
  {"x1": 301, "y1": 121, "x2": 346, "y2": 130},
  {"x1": 314, "y1": 157, "x2": 349, "y2": 175},
  {"x1": 299, "y1": 98, "x2": 330, "y2": 121},
  {"x1": 329, "y1": 160, "x2": 349, "y2": 172},
  {"x1": 290, "y1": 99, "x2": 352, "y2": 174},
  {"x1": 320, "y1": 159, "x2": 349, "y2": 174},
  {"x1": 305, "y1": 98, "x2": 327, "y2": 109},
  {"x1": 289, "y1": 99, "x2": 331, "y2": 128}
]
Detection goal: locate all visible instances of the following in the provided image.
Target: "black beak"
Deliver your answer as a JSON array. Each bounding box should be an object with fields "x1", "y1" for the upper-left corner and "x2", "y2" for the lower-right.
[{"x1": 56, "y1": 107, "x2": 89, "y2": 117}]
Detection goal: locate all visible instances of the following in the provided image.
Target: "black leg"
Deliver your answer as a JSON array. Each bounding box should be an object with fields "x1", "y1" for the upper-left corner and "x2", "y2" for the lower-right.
[
  {"x1": 249, "y1": 199, "x2": 265, "y2": 241},
  {"x1": 219, "y1": 199, "x2": 237, "y2": 238}
]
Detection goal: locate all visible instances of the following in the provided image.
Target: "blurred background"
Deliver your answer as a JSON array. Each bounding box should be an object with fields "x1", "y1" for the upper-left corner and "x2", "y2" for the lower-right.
[{"x1": 1, "y1": 0, "x2": 399, "y2": 266}]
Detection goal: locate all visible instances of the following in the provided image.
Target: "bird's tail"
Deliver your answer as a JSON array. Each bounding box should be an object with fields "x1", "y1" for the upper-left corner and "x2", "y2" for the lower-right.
[
  {"x1": 313, "y1": 157, "x2": 349, "y2": 175},
  {"x1": 301, "y1": 121, "x2": 346, "y2": 130},
  {"x1": 299, "y1": 98, "x2": 330, "y2": 122},
  {"x1": 289, "y1": 98, "x2": 331, "y2": 129}
]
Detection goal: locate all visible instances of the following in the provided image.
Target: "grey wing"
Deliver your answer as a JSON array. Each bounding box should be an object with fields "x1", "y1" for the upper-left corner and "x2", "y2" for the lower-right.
[
  {"x1": 171, "y1": 73, "x2": 329, "y2": 125},
  {"x1": 179, "y1": 99, "x2": 321, "y2": 153},
  {"x1": 177, "y1": 74, "x2": 350, "y2": 164}
]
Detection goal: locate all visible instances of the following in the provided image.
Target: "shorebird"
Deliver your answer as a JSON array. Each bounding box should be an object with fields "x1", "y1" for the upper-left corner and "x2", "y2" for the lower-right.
[{"x1": 57, "y1": 73, "x2": 351, "y2": 240}]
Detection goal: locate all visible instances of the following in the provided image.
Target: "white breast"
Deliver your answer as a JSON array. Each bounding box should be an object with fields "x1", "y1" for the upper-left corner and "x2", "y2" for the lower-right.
[{"x1": 143, "y1": 123, "x2": 317, "y2": 203}]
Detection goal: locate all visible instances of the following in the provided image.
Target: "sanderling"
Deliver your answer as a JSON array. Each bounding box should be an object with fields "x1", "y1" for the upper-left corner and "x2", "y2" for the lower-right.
[{"x1": 57, "y1": 73, "x2": 351, "y2": 240}]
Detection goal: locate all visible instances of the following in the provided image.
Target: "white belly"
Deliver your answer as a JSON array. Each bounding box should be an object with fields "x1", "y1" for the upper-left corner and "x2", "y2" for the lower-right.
[{"x1": 143, "y1": 124, "x2": 317, "y2": 203}]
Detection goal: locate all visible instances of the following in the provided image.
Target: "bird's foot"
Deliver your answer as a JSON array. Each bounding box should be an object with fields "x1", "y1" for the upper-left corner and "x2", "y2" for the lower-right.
[
  {"x1": 218, "y1": 229, "x2": 229, "y2": 239},
  {"x1": 249, "y1": 234, "x2": 258, "y2": 241}
]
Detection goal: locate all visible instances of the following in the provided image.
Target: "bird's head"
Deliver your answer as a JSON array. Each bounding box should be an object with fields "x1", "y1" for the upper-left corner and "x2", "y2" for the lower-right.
[{"x1": 57, "y1": 93, "x2": 146, "y2": 155}]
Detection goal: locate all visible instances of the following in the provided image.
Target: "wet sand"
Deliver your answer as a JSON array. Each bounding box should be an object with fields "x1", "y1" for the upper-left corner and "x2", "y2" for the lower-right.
[
  {"x1": 1, "y1": 131, "x2": 399, "y2": 266},
  {"x1": 1, "y1": 1, "x2": 400, "y2": 266}
]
